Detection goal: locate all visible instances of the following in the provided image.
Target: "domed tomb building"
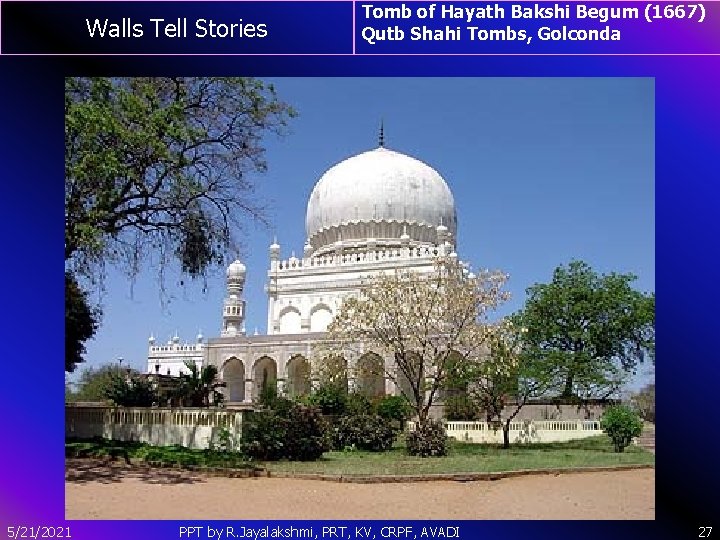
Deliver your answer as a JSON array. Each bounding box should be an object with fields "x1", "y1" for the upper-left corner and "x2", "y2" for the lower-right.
[{"x1": 147, "y1": 138, "x2": 461, "y2": 404}]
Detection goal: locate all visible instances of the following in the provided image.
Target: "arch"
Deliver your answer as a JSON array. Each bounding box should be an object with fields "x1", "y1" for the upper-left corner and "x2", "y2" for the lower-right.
[
  {"x1": 355, "y1": 353, "x2": 385, "y2": 397},
  {"x1": 309, "y1": 304, "x2": 333, "y2": 332},
  {"x1": 286, "y1": 354, "x2": 311, "y2": 398},
  {"x1": 279, "y1": 307, "x2": 301, "y2": 334},
  {"x1": 318, "y1": 354, "x2": 348, "y2": 392},
  {"x1": 222, "y1": 357, "x2": 245, "y2": 402},
  {"x1": 253, "y1": 356, "x2": 277, "y2": 400}
]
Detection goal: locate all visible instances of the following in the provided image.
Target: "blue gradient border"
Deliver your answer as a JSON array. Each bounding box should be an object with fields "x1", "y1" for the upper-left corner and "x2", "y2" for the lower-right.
[{"x1": 0, "y1": 24, "x2": 716, "y2": 540}]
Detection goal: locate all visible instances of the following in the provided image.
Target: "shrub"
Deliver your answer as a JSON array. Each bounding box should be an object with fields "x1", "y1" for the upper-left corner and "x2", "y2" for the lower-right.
[
  {"x1": 375, "y1": 395, "x2": 412, "y2": 424},
  {"x1": 308, "y1": 384, "x2": 348, "y2": 415},
  {"x1": 601, "y1": 405, "x2": 643, "y2": 453},
  {"x1": 242, "y1": 404, "x2": 329, "y2": 461},
  {"x1": 284, "y1": 404, "x2": 331, "y2": 460},
  {"x1": 331, "y1": 414, "x2": 398, "y2": 452},
  {"x1": 345, "y1": 393, "x2": 373, "y2": 416},
  {"x1": 405, "y1": 419, "x2": 448, "y2": 457},
  {"x1": 241, "y1": 411, "x2": 289, "y2": 461},
  {"x1": 103, "y1": 372, "x2": 157, "y2": 406},
  {"x1": 444, "y1": 395, "x2": 480, "y2": 421}
]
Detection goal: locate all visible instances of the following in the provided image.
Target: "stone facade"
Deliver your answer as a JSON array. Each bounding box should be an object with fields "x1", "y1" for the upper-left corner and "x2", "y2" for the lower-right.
[{"x1": 146, "y1": 142, "x2": 460, "y2": 406}]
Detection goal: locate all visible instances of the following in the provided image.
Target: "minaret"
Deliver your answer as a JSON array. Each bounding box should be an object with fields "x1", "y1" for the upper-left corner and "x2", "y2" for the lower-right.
[{"x1": 222, "y1": 259, "x2": 247, "y2": 337}]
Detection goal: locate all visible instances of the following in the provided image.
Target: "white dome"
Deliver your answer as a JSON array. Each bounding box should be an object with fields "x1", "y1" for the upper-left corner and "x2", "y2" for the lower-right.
[
  {"x1": 226, "y1": 260, "x2": 246, "y2": 279},
  {"x1": 306, "y1": 147, "x2": 456, "y2": 253}
]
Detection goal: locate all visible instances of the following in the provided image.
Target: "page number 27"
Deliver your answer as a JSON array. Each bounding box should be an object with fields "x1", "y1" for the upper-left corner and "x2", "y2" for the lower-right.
[{"x1": 700, "y1": 527, "x2": 712, "y2": 538}]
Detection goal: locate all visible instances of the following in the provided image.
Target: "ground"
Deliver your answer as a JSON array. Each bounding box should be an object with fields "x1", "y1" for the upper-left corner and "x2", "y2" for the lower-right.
[{"x1": 65, "y1": 463, "x2": 654, "y2": 520}]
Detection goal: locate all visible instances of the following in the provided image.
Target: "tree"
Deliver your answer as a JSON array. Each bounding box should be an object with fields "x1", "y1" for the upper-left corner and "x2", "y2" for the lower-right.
[
  {"x1": 175, "y1": 360, "x2": 225, "y2": 407},
  {"x1": 65, "y1": 77, "x2": 295, "y2": 371},
  {"x1": 322, "y1": 258, "x2": 509, "y2": 450},
  {"x1": 104, "y1": 370, "x2": 157, "y2": 407},
  {"x1": 70, "y1": 364, "x2": 125, "y2": 401},
  {"x1": 450, "y1": 318, "x2": 558, "y2": 448},
  {"x1": 518, "y1": 260, "x2": 655, "y2": 400},
  {"x1": 630, "y1": 382, "x2": 655, "y2": 423},
  {"x1": 65, "y1": 271, "x2": 100, "y2": 372}
]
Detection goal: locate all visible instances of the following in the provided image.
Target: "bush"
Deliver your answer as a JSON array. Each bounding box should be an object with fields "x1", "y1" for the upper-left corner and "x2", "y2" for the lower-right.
[
  {"x1": 242, "y1": 404, "x2": 329, "y2": 461},
  {"x1": 406, "y1": 419, "x2": 448, "y2": 457},
  {"x1": 345, "y1": 393, "x2": 373, "y2": 416},
  {"x1": 308, "y1": 384, "x2": 348, "y2": 415},
  {"x1": 103, "y1": 372, "x2": 157, "y2": 406},
  {"x1": 331, "y1": 414, "x2": 398, "y2": 452},
  {"x1": 601, "y1": 405, "x2": 643, "y2": 453},
  {"x1": 375, "y1": 395, "x2": 412, "y2": 424},
  {"x1": 444, "y1": 395, "x2": 480, "y2": 421},
  {"x1": 284, "y1": 405, "x2": 331, "y2": 460}
]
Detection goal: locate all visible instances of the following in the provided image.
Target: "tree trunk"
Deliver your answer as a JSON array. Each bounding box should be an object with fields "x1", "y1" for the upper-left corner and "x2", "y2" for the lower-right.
[
  {"x1": 503, "y1": 419, "x2": 511, "y2": 449},
  {"x1": 561, "y1": 374, "x2": 574, "y2": 398}
]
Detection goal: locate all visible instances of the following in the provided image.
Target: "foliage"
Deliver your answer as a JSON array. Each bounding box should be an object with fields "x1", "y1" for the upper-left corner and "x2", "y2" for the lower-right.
[
  {"x1": 175, "y1": 360, "x2": 225, "y2": 407},
  {"x1": 65, "y1": 271, "x2": 100, "y2": 372},
  {"x1": 66, "y1": 437, "x2": 250, "y2": 469},
  {"x1": 517, "y1": 260, "x2": 655, "y2": 399},
  {"x1": 406, "y1": 419, "x2": 448, "y2": 457},
  {"x1": 331, "y1": 414, "x2": 398, "y2": 452},
  {"x1": 65, "y1": 77, "x2": 295, "y2": 275},
  {"x1": 322, "y1": 257, "x2": 509, "y2": 430},
  {"x1": 307, "y1": 383, "x2": 348, "y2": 415},
  {"x1": 65, "y1": 77, "x2": 295, "y2": 369},
  {"x1": 69, "y1": 364, "x2": 122, "y2": 402},
  {"x1": 103, "y1": 371, "x2": 157, "y2": 406},
  {"x1": 449, "y1": 318, "x2": 558, "y2": 448},
  {"x1": 374, "y1": 395, "x2": 412, "y2": 424},
  {"x1": 444, "y1": 394, "x2": 481, "y2": 421},
  {"x1": 601, "y1": 405, "x2": 643, "y2": 453},
  {"x1": 242, "y1": 404, "x2": 329, "y2": 461},
  {"x1": 345, "y1": 393, "x2": 373, "y2": 416},
  {"x1": 208, "y1": 428, "x2": 240, "y2": 454},
  {"x1": 241, "y1": 411, "x2": 288, "y2": 461},
  {"x1": 630, "y1": 383, "x2": 655, "y2": 423}
]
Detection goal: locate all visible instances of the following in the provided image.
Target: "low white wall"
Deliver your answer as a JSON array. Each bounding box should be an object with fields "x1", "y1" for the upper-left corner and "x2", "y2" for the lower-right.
[
  {"x1": 65, "y1": 405, "x2": 249, "y2": 450},
  {"x1": 409, "y1": 419, "x2": 603, "y2": 444}
]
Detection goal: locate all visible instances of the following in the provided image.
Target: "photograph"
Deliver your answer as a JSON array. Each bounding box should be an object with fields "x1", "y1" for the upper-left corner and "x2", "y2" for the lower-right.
[{"x1": 64, "y1": 77, "x2": 655, "y2": 520}]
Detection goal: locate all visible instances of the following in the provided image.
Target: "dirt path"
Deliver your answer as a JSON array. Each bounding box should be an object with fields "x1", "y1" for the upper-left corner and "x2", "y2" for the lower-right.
[{"x1": 66, "y1": 463, "x2": 654, "y2": 520}]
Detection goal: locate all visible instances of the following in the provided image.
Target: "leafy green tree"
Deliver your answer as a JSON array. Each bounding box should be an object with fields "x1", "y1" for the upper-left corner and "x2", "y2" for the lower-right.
[
  {"x1": 71, "y1": 364, "x2": 125, "y2": 401},
  {"x1": 64, "y1": 77, "x2": 295, "y2": 371},
  {"x1": 451, "y1": 319, "x2": 558, "y2": 448},
  {"x1": 601, "y1": 405, "x2": 643, "y2": 452},
  {"x1": 65, "y1": 272, "x2": 100, "y2": 372},
  {"x1": 175, "y1": 360, "x2": 225, "y2": 407},
  {"x1": 517, "y1": 260, "x2": 655, "y2": 400},
  {"x1": 103, "y1": 370, "x2": 157, "y2": 407}
]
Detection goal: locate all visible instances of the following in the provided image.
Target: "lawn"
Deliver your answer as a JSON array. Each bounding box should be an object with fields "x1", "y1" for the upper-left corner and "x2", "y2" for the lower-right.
[
  {"x1": 66, "y1": 435, "x2": 654, "y2": 476},
  {"x1": 261, "y1": 435, "x2": 655, "y2": 476}
]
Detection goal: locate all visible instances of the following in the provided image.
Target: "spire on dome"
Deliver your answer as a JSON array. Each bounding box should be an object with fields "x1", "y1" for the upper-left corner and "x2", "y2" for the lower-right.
[{"x1": 378, "y1": 120, "x2": 385, "y2": 148}]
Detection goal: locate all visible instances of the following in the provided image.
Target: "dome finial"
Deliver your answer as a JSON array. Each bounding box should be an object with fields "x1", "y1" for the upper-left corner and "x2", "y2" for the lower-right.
[{"x1": 378, "y1": 119, "x2": 385, "y2": 148}]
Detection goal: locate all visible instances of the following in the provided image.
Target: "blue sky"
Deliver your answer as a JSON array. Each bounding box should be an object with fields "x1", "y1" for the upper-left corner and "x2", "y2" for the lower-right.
[{"x1": 78, "y1": 77, "x2": 655, "y2": 388}]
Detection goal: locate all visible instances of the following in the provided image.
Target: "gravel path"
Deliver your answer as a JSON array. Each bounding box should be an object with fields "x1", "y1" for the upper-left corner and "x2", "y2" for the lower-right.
[{"x1": 65, "y1": 463, "x2": 654, "y2": 520}]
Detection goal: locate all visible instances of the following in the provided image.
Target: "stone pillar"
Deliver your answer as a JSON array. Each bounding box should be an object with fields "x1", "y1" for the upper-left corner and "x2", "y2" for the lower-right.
[
  {"x1": 244, "y1": 379, "x2": 253, "y2": 403},
  {"x1": 277, "y1": 378, "x2": 286, "y2": 397}
]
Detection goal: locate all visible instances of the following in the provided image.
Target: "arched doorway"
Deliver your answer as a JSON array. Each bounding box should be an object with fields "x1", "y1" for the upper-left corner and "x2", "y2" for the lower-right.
[
  {"x1": 355, "y1": 353, "x2": 385, "y2": 397},
  {"x1": 222, "y1": 357, "x2": 245, "y2": 402},
  {"x1": 253, "y1": 356, "x2": 277, "y2": 401},
  {"x1": 286, "y1": 355, "x2": 311, "y2": 398}
]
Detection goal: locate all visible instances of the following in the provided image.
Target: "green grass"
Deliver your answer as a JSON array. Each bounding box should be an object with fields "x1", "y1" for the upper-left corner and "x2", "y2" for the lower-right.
[
  {"x1": 66, "y1": 435, "x2": 654, "y2": 477},
  {"x1": 262, "y1": 435, "x2": 655, "y2": 476},
  {"x1": 65, "y1": 438, "x2": 252, "y2": 469}
]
